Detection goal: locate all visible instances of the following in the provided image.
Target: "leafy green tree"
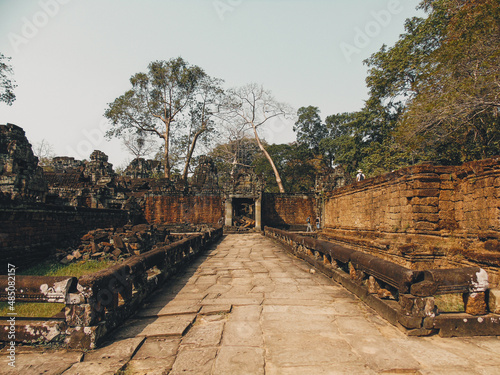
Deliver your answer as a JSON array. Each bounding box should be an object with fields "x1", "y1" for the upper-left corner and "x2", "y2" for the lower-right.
[
  {"x1": 105, "y1": 58, "x2": 220, "y2": 179},
  {"x1": 294, "y1": 106, "x2": 327, "y2": 152},
  {"x1": 365, "y1": 0, "x2": 500, "y2": 165},
  {"x1": 0, "y1": 53, "x2": 16, "y2": 105}
]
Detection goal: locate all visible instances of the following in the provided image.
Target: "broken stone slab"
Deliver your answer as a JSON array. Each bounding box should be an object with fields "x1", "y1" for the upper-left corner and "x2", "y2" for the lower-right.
[{"x1": 199, "y1": 304, "x2": 232, "y2": 316}]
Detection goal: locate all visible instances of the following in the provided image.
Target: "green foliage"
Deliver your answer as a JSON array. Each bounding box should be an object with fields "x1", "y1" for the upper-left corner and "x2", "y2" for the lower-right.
[
  {"x1": 0, "y1": 302, "x2": 64, "y2": 318},
  {"x1": 104, "y1": 57, "x2": 219, "y2": 179},
  {"x1": 21, "y1": 259, "x2": 114, "y2": 277},
  {"x1": 294, "y1": 106, "x2": 327, "y2": 151},
  {"x1": 0, "y1": 53, "x2": 16, "y2": 105},
  {"x1": 295, "y1": 0, "x2": 500, "y2": 178},
  {"x1": 253, "y1": 143, "x2": 320, "y2": 193}
]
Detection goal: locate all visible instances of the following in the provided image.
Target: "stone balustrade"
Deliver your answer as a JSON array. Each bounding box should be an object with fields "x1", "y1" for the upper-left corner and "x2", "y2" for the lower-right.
[
  {"x1": 0, "y1": 226, "x2": 223, "y2": 349},
  {"x1": 265, "y1": 226, "x2": 500, "y2": 337}
]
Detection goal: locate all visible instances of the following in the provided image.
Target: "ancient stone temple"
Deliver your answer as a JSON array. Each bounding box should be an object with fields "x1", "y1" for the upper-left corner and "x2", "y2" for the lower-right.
[
  {"x1": 315, "y1": 165, "x2": 352, "y2": 193},
  {"x1": 191, "y1": 155, "x2": 219, "y2": 192},
  {"x1": 84, "y1": 150, "x2": 115, "y2": 184},
  {"x1": 124, "y1": 158, "x2": 162, "y2": 179},
  {"x1": 223, "y1": 164, "x2": 264, "y2": 230},
  {"x1": 0, "y1": 123, "x2": 47, "y2": 202}
]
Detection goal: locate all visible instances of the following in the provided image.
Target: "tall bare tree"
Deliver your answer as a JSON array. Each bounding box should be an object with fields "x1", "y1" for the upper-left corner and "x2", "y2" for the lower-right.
[
  {"x1": 122, "y1": 132, "x2": 158, "y2": 160},
  {"x1": 219, "y1": 84, "x2": 293, "y2": 193}
]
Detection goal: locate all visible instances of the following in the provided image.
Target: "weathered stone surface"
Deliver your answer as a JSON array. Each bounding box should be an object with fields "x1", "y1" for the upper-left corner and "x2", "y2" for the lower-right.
[
  {"x1": 182, "y1": 319, "x2": 225, "y2": 347},
  {"x1": 0, "y1": 349, "x2": 82, "y2": 375},
  {"x1": 111, "y1": 314, "x2": 196, "y2": 340},
  {"x1": 123, "y1": 337, "x2": 180, "y2": 374},
  {"x1": 170, "y1": 347, "x2": 218, "y2": 375},
  {"x1": 464, "y1": 292, "x2": 488, "y2": 315},
  {"x1": 488, "y1": 288, "x2": 500, "y2": 313},
  {"x1": 213, "y1": 346, "x2": 265, "y2": 375}
]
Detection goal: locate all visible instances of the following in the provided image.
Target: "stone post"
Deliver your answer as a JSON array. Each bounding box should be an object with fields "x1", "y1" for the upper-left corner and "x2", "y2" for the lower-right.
[
  {"x1": 255, "y1": 197, "x2": 262, "y2": 231},
  {"x1": 225, "y1": 198, "x2": 233, "y2": 227}
]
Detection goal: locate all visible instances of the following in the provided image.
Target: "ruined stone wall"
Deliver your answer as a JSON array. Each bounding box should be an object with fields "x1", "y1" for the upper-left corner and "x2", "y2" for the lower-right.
[
  {"x1": 144, "y1": 195, "x2": 223, "y2": 225},
  {"x1": 262, "y1": 193, "x2": 317, "y2": 229},
  {"x1": 322, "y1": 158, "x2": 500, "y2": 286},
  {"x1": 0, "y1": 203, "x2": 128, "y2": 270}
]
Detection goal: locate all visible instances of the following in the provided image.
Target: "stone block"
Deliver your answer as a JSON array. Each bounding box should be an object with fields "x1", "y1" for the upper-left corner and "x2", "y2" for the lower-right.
[
  {"x1": 412, "y1": 213, "x2": 439, "y2": 223},
  {"x1": 488, "y1": 289, "x2": 500, "y2": 314},
  {"x1": 464, "y1": 292, "x2": 488, "y2": 316},
  {"x1": 399, "y1": 294, "x2": 435, "y2": 318},
  {"x1": 414, "y1": 222, "x2": 439, "y2": 231}
]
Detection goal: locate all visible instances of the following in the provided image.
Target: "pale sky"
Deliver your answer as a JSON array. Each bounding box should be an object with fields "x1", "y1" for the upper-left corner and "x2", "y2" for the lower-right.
[{"x1": 0, "y1": 0, "x2": 424, "y2": 168}]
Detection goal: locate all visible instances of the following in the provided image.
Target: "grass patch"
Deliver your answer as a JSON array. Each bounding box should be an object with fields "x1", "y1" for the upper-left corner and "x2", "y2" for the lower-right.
[
  {"x1": 0, "y1": 302, "x2": 64, "y2": 318},
  {"x1": 1, "y1": 259, "x2": 114, "y2": 318},
  {"x1": 435, "y1": 294, "x2": 465, "y2": 313},
  {"x1": 20, "y1": 258, "x2": 114, "y2": 277}
]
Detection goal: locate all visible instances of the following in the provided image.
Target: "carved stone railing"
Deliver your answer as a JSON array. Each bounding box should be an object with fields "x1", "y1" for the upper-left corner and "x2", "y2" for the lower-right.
[
  {"x1": 265, "y1": 226, "x2": 500, "y2": 337},
  {"x1": 0, "y1": 226, "x2": 223, "y2": 349}
]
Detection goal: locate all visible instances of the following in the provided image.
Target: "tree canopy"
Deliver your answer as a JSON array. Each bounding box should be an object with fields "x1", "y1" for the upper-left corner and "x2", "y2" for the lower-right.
[
  {"x1": 105, "y1": 57, "x2": 222, "y2": 179},
  {"x1": 295, "y1": 0, "x2": 500, "y2": 179}
]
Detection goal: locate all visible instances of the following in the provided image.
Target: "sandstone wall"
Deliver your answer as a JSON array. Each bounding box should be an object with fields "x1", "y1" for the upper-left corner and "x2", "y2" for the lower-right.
[
  {"x1": 144, "y1": 195, "x2": 223, "y2": 225},
  {"x1": 262, "y1": 193, "x2": 317, "y2": 229},
  {"x1": 0, "y1": 203, "x2": 128, "y2": 271},
  {"x1": 322, "y1": 158, "x2": 500, "y2": 286}
]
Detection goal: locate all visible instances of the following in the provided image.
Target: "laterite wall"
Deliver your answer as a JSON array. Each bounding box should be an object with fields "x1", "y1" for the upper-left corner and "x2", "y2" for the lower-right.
[
  {"x1": 322, "y1": 157, "x2": 500, "y2": 286},
  {"x1": 0, "y1": 203, "x2": 128, "y2": 271},
  {"x1": 144, "y1": 194, "x2": 223, "y2": 225},
  {"x1": 262, "y1": 193, "x2": 317, "y2": 229}
]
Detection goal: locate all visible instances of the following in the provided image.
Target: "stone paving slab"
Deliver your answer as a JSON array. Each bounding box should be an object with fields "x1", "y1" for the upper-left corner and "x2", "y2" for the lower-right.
[
  {"x1": 0, "y1": 349, "x2": 83, "y2": 375},
  {"x1": 4, "y1": 233, "x2": 500, "y2": 375},
  {"x1": 110, "y1": 314, "x2": 196, "y2": 340}
]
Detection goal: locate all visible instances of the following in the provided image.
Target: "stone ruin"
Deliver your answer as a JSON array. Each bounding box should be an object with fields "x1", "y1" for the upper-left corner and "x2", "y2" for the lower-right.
[
  {"x1": 124, "y1": 158, "x2": 162, "y2": 179},
  {"x1": 84, "y1": 150, "x2": 115, "y2": 184},
  {"x1": 191, "y1": 155, "x2": 219, "y2": 192},
  {"x1": 0, "y1": 123, "x2": 47, "y2": 202},
  {"x1": 315, "y1": 165, "x2": 353, "y2": 193}
]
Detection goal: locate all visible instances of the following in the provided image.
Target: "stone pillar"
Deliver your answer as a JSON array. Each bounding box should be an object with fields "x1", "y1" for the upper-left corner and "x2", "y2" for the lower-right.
[
  {"x1": 225, "y1": 198, "x2": 233, "y2": 226},
  {"x1": 255, "y1": 197, "x2": 262, "y2": 231}
]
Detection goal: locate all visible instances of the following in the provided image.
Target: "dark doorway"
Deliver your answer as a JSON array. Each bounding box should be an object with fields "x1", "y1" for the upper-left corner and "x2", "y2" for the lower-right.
[{"x1": 233, "y1": 198, "x2": 255, "y2": 228}]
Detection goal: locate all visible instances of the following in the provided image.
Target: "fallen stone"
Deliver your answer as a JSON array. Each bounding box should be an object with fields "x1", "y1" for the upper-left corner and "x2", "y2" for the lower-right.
[
  {"x1": 113, "y1": 235, "x2": 125, "y2": 249},
  {"x1": 61, "y1": 255, "x2": 74, "y2": 264}
]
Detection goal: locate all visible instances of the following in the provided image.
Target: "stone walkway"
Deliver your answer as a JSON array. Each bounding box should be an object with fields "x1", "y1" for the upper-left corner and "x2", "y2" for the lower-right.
[{"x1": 3, "y1": 233, "x2": 500, "y2": 374}]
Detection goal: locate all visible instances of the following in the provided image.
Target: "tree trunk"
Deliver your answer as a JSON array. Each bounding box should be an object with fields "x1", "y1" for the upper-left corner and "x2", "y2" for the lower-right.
[
  {"x1": 163, "y1": 133, "x2": 170, "y2": 179},
  {"x1": 251, "y1": 125, "x2": 285, "y2": 193},
  {"x1": 182, "y1": 126, "x2": 206, "y2": 181}
]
